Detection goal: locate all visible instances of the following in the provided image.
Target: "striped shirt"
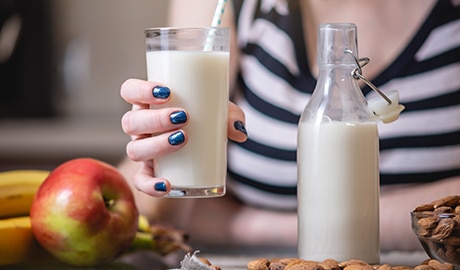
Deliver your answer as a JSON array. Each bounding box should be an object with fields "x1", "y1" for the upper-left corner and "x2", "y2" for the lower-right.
[{"x1": 227, "y1": 0, "x2": 460, "y2": 210}]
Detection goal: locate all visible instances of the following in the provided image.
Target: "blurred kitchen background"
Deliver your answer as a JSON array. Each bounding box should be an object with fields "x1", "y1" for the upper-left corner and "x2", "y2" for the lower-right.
[{"x1": 0, "y1": 0, "x2": 169, "y2": 169}]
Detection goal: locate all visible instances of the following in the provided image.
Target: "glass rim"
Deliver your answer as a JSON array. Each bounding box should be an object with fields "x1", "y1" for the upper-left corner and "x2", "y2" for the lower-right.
[{"x1": 145, "y1": 26, "x2": 229, "y2": 33}]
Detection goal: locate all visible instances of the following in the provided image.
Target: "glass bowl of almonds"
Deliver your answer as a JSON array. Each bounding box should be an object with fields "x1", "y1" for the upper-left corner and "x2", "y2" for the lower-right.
[{"x1": 411, "y1": 195, "x2": 460, "y2": 268}]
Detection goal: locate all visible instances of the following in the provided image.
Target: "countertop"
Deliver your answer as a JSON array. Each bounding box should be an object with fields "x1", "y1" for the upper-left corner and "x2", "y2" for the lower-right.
[
  {"x1": 118, "y1": 248, "x2": 430, "y2": 270},
  {"x1": 0, "y1": 249, "x2": 429, "y2": 270}
]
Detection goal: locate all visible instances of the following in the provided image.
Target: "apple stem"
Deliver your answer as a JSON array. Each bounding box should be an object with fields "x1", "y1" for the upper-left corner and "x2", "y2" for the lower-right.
[{"x1": 103, "y1": 196, "x2": 116, "y2": 209}]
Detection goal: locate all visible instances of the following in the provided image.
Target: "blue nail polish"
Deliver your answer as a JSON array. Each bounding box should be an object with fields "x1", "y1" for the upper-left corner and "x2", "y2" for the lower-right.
[
  {"x1": 154, "y1": 182, "x2": 167, "y2": 192},
  {"x1": 234, "y1": 121, "x2": 248, "y2": 136},
  {"x1": 168, "y1": 131, "x2": 185, "y2": 145},
  {"x1": 152, "y1": 86, "x2": 170, "y2": 99},
  {"x1": 170, "y1": 111, "x2": 187, "y2": 124}
]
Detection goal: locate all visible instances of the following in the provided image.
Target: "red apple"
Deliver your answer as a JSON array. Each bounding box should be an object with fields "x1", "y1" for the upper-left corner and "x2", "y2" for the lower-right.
[{"x1": 30, "y1": 158, "x2": 139, "y2": 266}]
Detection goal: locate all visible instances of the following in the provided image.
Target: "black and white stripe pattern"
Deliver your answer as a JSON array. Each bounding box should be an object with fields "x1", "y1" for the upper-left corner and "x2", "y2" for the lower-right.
[{"x1": 228, "y1": 0, "x2": 460, "y2": 210}]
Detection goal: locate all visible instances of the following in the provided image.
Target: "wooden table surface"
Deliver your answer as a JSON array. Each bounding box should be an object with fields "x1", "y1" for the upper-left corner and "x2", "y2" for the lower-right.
[{"x1": 119, "y1": 248, "x2": 430, "y2": 270}]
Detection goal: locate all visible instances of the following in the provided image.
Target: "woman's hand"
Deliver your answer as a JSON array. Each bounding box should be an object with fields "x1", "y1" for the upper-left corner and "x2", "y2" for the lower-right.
[{"x1": 120, "y1": 78, "x2": 247, "y2": 197}]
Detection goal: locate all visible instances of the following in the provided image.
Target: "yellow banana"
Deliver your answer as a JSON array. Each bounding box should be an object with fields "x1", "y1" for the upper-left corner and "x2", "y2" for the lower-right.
[
  {"x1": 0, "y1": 216, "x2": 54, "y2": 266},
  {"x1": 138, "y1": 214, "x2": 151, "y2": 233},
  {"x1": 0, "y1": 215, "x2": 191, "y2": 266},
  {"x1": 0, "y1": 170, "x2": 49, "y2": 218}
]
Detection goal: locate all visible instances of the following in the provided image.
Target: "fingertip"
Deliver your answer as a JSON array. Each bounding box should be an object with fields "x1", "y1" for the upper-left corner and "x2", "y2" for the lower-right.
[
  {"x1": 234, "y1": 121, "x2": 247, "y2": 136},
  {"x1": 133, "y1": 171, "x2": 171, "y2": 197},
  {"x1": 168, "y1": 130, "x2": 187, "y2": 146},
  {"x1": 121, "y1": 78, "x2": 171, "y2": 105},
  {"x1": 147, "y1": 179, "x2": 172, "y2": 197},
  {"x1": 152, "y1": 86, "x2": 171, "y2": 100},
  {"x1": 153, "y1": 181, "x2": 168, "y2": 192},
  {"x1": 228, "y1": 102, "x2": 247, "y2": 142},
  {"x1": 230, "y1": 120, "x2": 248, "y2": 143}
]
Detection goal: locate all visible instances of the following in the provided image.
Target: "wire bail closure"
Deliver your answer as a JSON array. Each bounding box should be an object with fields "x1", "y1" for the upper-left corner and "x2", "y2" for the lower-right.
[{"x1": 344, "y1": 49, "x2": 392, "y2": 105}]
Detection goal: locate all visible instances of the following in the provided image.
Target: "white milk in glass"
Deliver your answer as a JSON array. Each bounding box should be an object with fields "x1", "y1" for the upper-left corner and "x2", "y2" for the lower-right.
[
  {"x1": 297, "y1": 121, "x2": 380, "y2": 263},
  {"x1": 146, "y1": 50, "x2": 229, "y2": 194}
]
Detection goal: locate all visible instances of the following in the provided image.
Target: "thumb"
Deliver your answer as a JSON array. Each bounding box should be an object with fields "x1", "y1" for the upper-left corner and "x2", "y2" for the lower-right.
[{"x1": 228, "y1": 101, "x2": 247, "y2": 143}]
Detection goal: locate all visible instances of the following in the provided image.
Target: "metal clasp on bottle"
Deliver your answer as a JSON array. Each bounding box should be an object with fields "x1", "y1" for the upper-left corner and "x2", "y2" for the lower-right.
[
  {"x1": 344, "y1": 49, "x2": 405, "y2": 123},
  {"x1": 344, "y1": 49, "x2": 392, "y2": 105}
]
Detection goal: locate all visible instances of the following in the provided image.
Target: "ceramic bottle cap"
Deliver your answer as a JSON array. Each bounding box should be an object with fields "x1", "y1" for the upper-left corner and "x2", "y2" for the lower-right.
[{"x1": 367, "y1": 90, "x2": 405, "y2": 123}]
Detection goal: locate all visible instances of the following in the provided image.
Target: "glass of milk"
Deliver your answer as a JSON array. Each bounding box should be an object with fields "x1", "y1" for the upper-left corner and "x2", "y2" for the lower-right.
[{"x1": 145, "y1": 27, "x2": 230, "y2": 197}]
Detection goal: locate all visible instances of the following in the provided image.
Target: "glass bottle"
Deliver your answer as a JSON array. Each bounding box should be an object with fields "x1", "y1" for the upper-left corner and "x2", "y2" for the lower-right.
[{"x1": 297, "y1": 23, "x2": 380, "y2": 263}]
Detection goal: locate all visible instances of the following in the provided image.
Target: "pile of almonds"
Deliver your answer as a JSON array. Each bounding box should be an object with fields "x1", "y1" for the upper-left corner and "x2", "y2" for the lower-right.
[
  {"x1": 412, "y1": 195, "x2": 460, "y2": 264},
  {"x1": 247, "y1": 258, "x2": 453, "y2": 270}
]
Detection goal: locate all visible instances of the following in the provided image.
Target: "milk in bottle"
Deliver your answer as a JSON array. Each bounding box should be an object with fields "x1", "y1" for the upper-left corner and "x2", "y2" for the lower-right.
[{"x1": 297, "y1": 23, "x2": 380, "y2": 263}]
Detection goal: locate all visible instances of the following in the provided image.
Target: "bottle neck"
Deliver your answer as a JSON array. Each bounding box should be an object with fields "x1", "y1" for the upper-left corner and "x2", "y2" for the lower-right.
[
  {"x1": 300, "y1": 23, "x2": 375, "y2": 123},
  {"x1": 305, "y1": 63, "x2": 374, "y2": 123},
  {"x1": 316, "y1": 64, "x2": 360, "y2": 92},
  {"x1": 316, "y1": 23, "x2": 358, "y2": 66}
]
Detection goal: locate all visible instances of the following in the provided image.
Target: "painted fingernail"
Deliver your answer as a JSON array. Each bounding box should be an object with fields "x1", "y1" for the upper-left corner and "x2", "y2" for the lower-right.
[
  {"x1": 168, "y1": 131, "x2": 185, "y2": 145},
  {"x1": 152, "y1": 86, "x2": 170, "y2": 99},
  {"x1": 170, "y1": 110, "x2": 187, "y2": 124},
  {"x1": 154, "y1": 181, "x2": 167, "y2": 192},
  {"x1": 234, "y1": 121, "x2": 247, "y2": 136}
]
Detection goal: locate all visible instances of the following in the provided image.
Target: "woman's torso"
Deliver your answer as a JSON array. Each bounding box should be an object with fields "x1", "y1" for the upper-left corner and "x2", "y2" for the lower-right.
[{"x1": 228, "y1": 0, "x2": 460, "y2": 210}]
